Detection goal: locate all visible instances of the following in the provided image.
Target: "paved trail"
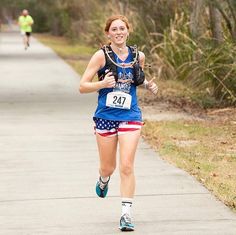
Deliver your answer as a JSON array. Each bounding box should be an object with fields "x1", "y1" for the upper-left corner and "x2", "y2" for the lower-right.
[{"x1": 0, "y1": 31, "x2": 236, "y2": 235}]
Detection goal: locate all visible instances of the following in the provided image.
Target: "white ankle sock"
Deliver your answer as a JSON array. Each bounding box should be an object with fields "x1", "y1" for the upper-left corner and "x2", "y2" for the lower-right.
[
  {"x1": 100, "y1": 176, "x2": 109, "y2": 183},
  {"x1": 121, "y1": 198, "x2": 133, "y2": 217}
]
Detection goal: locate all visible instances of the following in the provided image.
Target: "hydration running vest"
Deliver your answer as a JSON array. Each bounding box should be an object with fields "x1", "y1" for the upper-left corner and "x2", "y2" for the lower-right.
[{"x1": 97, "y1": 45, "x2": 145, "y2": 86}]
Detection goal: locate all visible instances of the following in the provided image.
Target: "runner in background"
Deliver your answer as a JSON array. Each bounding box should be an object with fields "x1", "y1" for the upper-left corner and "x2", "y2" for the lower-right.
[{"x1": 18, "y1": 9, "x2": 34, "y2": 50}]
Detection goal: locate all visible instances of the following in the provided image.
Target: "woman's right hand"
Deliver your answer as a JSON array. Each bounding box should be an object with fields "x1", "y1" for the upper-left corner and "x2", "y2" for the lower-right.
[{"x1": 102, "y1": 71, "x2": 116, "y2": 88}]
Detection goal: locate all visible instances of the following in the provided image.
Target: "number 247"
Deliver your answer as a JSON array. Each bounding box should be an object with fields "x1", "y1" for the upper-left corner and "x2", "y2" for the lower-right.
[{"x1": 113, "y1": 96, "x2": 126, "y2": 105}]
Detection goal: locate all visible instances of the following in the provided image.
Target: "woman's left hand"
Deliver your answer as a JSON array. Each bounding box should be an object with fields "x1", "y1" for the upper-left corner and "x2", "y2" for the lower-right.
[{"x1": 146, "y1": 78, "x2": 158, "y2": 94}]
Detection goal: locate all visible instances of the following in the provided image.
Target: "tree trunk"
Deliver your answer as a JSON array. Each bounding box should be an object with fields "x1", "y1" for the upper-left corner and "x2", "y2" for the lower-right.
[
  {"x1": 227, "y1": 0, "x2": 236, "y2": 42},
  {"x1": 209, "y1": 2, "x2": 223, "y2": 44},
  {"x1": 190, "y1": 0, "x2": 205, "y2": 39},
  {"x1": 52, "y1": 17, "x2": 60, "y2": 36}
]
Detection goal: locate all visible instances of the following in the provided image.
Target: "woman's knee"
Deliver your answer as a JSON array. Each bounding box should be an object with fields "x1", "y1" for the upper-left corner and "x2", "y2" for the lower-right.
[
  {"x1": 100, "y1": 165, "x2": 116, "y2": 177},
  {"x1": 120, "y1": 163, "x2": 134, "y2": 176}
]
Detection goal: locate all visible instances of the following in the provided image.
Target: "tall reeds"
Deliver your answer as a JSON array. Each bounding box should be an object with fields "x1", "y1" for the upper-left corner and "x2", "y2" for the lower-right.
[{"x1": 145, "y1": 12, "x2": 236, "y2": 107}]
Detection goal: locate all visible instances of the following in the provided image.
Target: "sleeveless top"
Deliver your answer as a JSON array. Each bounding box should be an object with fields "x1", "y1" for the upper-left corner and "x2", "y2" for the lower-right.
[{"x1": 94, "y1": 47, "x2": 142, "y2": 121}]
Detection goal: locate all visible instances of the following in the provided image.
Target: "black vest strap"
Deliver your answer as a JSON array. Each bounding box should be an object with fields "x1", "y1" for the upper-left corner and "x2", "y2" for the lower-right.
[
  {"x1": 97, "y1": 45, "x2": 144, "y2": 86},
  {"x1": 104, "y1": 45, "x2": 118, "y2": 81}
]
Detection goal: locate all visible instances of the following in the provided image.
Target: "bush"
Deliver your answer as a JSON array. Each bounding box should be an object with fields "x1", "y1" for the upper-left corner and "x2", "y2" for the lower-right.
[{"x1": 147, "y1": 12, "x2": 236, "y2": 106}]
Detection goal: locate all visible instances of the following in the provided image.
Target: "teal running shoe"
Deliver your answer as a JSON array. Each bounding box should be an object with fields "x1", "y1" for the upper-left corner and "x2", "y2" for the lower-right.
[
  {"x1": 95, "y1": 176, "x2": 110, "y2": 198},
  {"x1": 119, "y1": 214, "x2": 134, "y2": 232}
]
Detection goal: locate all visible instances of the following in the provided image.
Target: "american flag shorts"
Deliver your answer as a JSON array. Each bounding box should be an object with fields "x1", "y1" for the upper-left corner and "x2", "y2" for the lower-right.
[{"x1": 93, "y1": 117, "x2": 143, "y2": 137}]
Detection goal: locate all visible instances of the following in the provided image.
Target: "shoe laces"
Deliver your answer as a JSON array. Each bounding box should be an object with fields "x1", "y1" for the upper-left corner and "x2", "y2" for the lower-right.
[
  {"x1": 122, "y1": 214, "x2": 132, "y2": 224},
  {"x1": 98, "y1": 177, "x2": 109, "y2": 190}
]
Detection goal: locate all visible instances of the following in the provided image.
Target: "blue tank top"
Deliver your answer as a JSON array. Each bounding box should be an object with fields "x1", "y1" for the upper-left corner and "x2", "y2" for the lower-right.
[{"x1": 94, "y1": 47, "x2": 142, "y2": 121}]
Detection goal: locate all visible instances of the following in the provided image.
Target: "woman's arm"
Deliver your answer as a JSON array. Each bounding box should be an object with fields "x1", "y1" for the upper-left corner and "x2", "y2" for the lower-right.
[
  {"x1": 79, "y1": 50, "x2": 116, "y2": 93},
  {"x1": 138, "y1": 51, "x2": 145, "y2": 69},
  {"x1": 139, "y1": 51, "x2": 158, "y2": 94}
]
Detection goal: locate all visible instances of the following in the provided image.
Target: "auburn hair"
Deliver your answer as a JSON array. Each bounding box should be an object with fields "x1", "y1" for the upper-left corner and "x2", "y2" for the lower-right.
[{"x1": 104, "y1": 15, "x2": 130, "y2": 32}]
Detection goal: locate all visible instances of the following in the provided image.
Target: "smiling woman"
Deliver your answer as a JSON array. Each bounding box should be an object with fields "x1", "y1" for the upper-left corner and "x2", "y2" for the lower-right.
[
  {"x1": 104, "y1": 15, "x2": 130, "y2": 49},
  {"x1": 79, "y1": 14, "x2": 158, "y2": 232}
]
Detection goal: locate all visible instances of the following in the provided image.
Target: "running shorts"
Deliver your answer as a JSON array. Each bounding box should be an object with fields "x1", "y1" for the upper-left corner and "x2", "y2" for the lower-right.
[{"x1": 93, "y1": 117, "x2": 143, "y2": 137}]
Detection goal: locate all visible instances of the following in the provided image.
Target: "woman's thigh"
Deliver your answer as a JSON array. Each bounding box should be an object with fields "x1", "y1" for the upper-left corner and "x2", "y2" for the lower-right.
[
  {"x1": 118, "y1": 130, "x2": 141, "y2": 167},
  {"x1": 96, "y1": 133, "x2": 118, "y2": 168}
]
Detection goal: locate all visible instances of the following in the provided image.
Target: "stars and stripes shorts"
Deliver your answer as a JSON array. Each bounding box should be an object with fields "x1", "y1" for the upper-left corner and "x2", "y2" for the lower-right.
[{"x1": 93, "y1": 117, "x2": 143, "y2": 137}]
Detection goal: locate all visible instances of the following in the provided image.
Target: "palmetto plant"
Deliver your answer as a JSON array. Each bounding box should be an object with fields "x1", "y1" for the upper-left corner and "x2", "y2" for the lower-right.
[{"x1": 148, "y1": 12, "x2": 236, "y2": 106}]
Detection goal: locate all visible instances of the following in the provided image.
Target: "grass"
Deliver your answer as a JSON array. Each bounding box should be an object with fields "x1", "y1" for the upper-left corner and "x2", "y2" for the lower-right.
[
  {"x1": 35, "y1": 34, "x2": 95, "y2": 74},
  {"x1": 142, "y1": 119, "x2": 236, "y2": 211}
]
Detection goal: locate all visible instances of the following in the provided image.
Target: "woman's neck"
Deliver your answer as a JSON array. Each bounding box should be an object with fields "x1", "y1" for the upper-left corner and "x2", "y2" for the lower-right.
[{"x1": 110, "y1": 43, "x2": 128, "y2": 55}]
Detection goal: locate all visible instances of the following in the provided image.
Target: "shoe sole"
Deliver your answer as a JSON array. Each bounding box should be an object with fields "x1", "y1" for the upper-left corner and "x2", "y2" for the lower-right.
[{"x1": 119, "y1": 226, "x2": 134, "y2": 232}]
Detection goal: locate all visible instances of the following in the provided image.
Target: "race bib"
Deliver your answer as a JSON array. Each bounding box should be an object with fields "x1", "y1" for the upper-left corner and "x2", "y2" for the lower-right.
[{"x1": 106, "y1": 91, "x2": 132, "y2": 109}]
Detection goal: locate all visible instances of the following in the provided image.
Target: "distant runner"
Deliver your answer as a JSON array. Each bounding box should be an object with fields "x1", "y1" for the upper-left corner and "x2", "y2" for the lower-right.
[{"x1": 18, "y1": 9, "x2": 34, "y2": 50}]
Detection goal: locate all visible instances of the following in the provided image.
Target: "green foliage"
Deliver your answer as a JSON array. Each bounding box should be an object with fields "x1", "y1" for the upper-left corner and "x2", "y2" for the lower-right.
[
  {"x1": 176, "y1": 39, "x2": 236, "y2": 106},
  {"x1": 29, "y1": 7, "x2": 49, "y2": 32},
  {"x1": 147, "y1": 10, "x2": 236, "y2": 107},
  {"x1": 2, "y1": 0, "x2": 236, "y2": 106}
]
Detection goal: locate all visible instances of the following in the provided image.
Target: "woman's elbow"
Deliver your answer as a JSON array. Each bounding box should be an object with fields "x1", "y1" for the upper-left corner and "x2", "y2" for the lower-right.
[{"x1": 79, "y1": 84, "x2": 85, "y2": 94}]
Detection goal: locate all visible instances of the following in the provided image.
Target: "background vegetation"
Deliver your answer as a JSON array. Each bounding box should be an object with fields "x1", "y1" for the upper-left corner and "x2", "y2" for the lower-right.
[{"x1": 1, "y1": 0, "x2": 235, "y2": 107}]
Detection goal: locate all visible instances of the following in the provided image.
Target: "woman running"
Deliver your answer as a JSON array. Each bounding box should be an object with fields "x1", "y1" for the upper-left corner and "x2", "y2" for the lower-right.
[{"x1": 79, "y1": 15, "x2": 158, "y2": 231}]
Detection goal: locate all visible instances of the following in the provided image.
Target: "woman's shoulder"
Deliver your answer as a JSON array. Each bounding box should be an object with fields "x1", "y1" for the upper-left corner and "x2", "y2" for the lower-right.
[
  {"x1": 93, "y1": 48, "x2": 105, "y2": 58},
  {"x1": 128, "y1": 45, "x2": 145, "y2": 57},
  {"x1": 90, "y1": 48, "x2": 106, "y2": 63},
  {"x1": 135, "y1": 49, "x2": 145, "y2": 67},
  {"x1": 138, "y1": 51, "x2": 145, "y2": 60},
  {"x1": 90, "y1": 48, "x2": 106, "y2": 70}
]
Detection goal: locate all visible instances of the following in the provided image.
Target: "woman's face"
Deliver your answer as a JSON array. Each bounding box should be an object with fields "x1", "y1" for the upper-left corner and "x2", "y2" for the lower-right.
[{"x1": 107, "y1": 19, "x2": 129, "y2": 45}]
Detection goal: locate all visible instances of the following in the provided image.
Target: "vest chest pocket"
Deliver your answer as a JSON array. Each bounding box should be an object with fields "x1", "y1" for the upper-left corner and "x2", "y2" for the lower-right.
[{"x1": 106, "y1": 91, "x2": 132, "y2": 110}]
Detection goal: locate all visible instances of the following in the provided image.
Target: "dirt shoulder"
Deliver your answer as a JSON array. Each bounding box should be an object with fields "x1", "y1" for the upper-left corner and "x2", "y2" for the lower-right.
[{"x1": 138, "y1": 85, "x2": 236, "y2": 124}]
